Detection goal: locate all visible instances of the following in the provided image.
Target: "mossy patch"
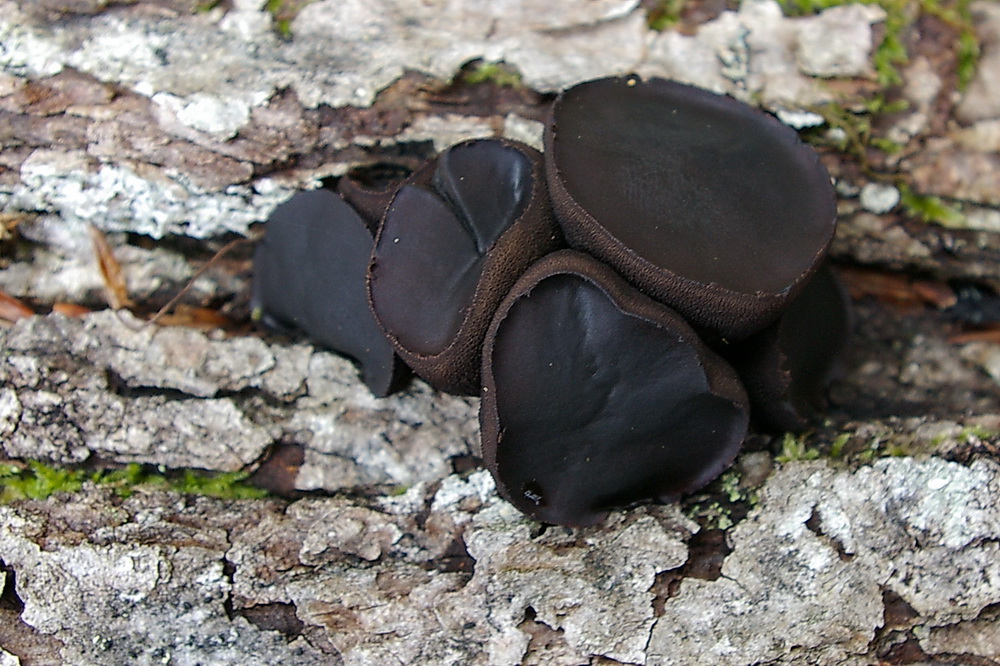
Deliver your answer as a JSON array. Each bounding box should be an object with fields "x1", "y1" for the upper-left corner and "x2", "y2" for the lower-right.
[
  {"x1": 776, "y1": 433, "x2": 822, "y2": 463},
  {"x1": 0, "y1": 461, "x2": 268, "y2": 503},
  {"x1": 899, "y1": 183, "x2": 967, "y2": 228},
  {"x1": 770, "y1": 420, "x2": 1000, "y2": 467},
  {"x1": 647, "y1": 0, "x2": 693, "y2": 31},
  {"x1": 779, "y1": 0, "x2": 981, "y2": 228},
  {"x1": 195, "y1": 0, "x2": 224, "y2": 12},
  {"x1": 460, "y1": 61, "x2": 524, "y2": 88},
  {"x1": 170, "y1": 469, "x2": 269, "y2": 499},
  {"x1": 683, "y1": 469, "x2": 761, "y2": 531},
  {"x1": 0, "y1": 462, "x2": 84, "y2": 502},
  {"x1": 264, "y1": 0, "x2": 319, "y2": 39},
  {"x1": 775, "y1": 430, "x2": 892, "y2": 465},
  {"x1": 930, "y1": 424, "x2": 1000, "y2": 447},
  {"x1": 777, "y1": 0, "x2": 980, "y2": 89}
]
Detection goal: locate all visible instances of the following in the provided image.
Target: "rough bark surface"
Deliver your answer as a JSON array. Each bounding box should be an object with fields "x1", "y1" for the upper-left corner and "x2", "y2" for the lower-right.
[{"x1": 1, "y1": 0, "x2": 999, "y2": 664}]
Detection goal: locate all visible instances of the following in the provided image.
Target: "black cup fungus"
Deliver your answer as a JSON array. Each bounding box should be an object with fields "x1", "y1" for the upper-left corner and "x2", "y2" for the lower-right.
[
  {"x1": 545, "y1": 75, "x2": 838, "y2": 340},
  {"x1": 250, "y1": 75, "x2": 850, "y2": 527},
  {"x1": 251, "y1": 187, "x2": 406, "y2": 397},
  {"x1": 723, "y1": 263, "x2": 853, "y2": 432},
  {"x1": 368, "y1": 138, "x2": 563, "y2": 395},
  {"x1": 336, "y1": 162, "x2": 422, "y2": 231},
  {"x1": 480, "y1": 250, "x2": 750, "y2": 526}
]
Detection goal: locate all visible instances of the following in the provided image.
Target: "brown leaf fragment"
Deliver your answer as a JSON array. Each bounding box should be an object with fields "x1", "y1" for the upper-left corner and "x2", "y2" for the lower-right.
[
  {"x1": 910, "y1": 279, "x2": 959, "y2": 309},
  {"x1": 154, "y1": 305, "x2": 230, "y2": 330},
  {"x1": 51, "y1": 302, "x2": 93, "y2": 318},
  {"x1": 839, "y1": 266, "x2": 957, "y2": 309},
  {"x1": 149, "y1": 237, "x2": 249, "y2": 329},
  {"x1": 0, "y1": 212, "x2": 28, "y2": 241},
  {"x1": 948, "y1": 326, "x2": 1000, "y2": 345},
  {"x1": 88, "y1": 224, "x2": 134, "y2": 310},
  {"x1": 0, "y1": 289, "x2": 34, "y2": 322}
]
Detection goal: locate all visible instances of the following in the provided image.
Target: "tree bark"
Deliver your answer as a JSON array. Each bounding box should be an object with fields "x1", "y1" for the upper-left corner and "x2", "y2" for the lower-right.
[{"x1": 0, "y1": 1, "x2": 999, "y2": 664}]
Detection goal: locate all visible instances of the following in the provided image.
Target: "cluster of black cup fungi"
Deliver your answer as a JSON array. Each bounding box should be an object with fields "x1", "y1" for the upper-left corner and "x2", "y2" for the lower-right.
[{"x1": 252, "y1": 75, "x2": 851, "y2": 526}]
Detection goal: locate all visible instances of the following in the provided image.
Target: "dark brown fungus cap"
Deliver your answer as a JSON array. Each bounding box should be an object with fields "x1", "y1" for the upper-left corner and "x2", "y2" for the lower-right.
[
  {"x1": 368, "y1": 138, "x2": 562, "y2": 395},
  {"x1": 251, "y1": 188, "x2": 406, "y2": 397},
  {"x1": 336, "y1": 162, "x2": 423, "y2": 231},
  {"x1": 480, "y1": 250, "x2": 750, "y2": 526},
  {"x1": 544, "y1": 75, "x2": 837, "y2": 340},
  {"x1": 722, "y1": 263, "x2": 853, "y2": 433}
]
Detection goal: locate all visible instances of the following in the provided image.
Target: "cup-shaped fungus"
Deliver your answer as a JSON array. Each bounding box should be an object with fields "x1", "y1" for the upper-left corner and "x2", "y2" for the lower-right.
[
  {"x1": 544, "y1": 75, "x2": 837, "y2": 340},
  {"x1": 251, "y1": 188, "x2": 405, "y2": 397},
  {"x1": 336, "y1": 162, "x2": 420, "y2": 230},
  {"x1": 480, "y1": 250, "x2": 750, "y2": 526},
  {"x1": 723, "y1": 263, "x2": 853, "y2": 432},
  {"x1": 368, "y1": 138, "x2": 562, "y2": 395}
]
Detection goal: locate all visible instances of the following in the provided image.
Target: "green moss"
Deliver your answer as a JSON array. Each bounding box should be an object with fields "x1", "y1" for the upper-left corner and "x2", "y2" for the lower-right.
[
  {"x1": 802, "y1": 95, "x2": 908, "y2": 172},
  {"x1": 778, "y1": 0, "x2": 864, "y2": 12},
  {"x1": 873, "y1": 0, "x2": 911, "y2": 87},
  {"x1": 778, "y1": 0, "x2": 981, "y2": 90},
  {"x1": 683, "y1": 468, "x2": 761, "y2": 530},
  {"x1": 930, "y1": 425, "x2": 1000, "y2": 447},
  {"x1": 861, "y1": 95, "x2": 911, "y2": 116},
  {"x1": 196, "y1": 0, "x2": 223, "y2": 12},
  {"x1": 956, "y1": 23, "x2": 981, "y2": 90},
  {"x1": 963, "y1": 425, "x2": 999, "y2": 441},
  {"x1": 718, "y1": 470, "x2": 743, "y2": 503},
  {"x1": 263, "y1": 0, "x2": 318, "y2": 39},
  {"x1": 687, "y1": 501, "x2": 735, "y2": 530},
  {"x1": 767, "y1": 430, "x2": 905, "y2": 464},
  {"x1": 274, "y1": 19, "x2": 292, "y2": 39},
  {"x1": 770, "y1": 423, "x2": 990, "y2": 466},
  {"x1": 869, "y1": 136, "x2": 905, "y2": 154},
  {"x1": 685, "y1": 489, "x2": 737, "y2": 529},
  {"x1": 0, "y1": 462, "x2": 267, "y2": 503},
  {"x1": 776, "y1": 0, "x2": 907, "y2": 87},
  {"x1": 899, "y1": 183, "x2": 967, "y2": 228},
  {"x1": 90, "y1": 463, "x2": 166, "y2": 498},
  {"x1": 647, "y1": 0, "x2": 692, "y2": 31},
  {"x1": 462, "y1": 62, "x2": 524, "y2": 88},
  {"x1": 856, "y1": 448, "x2": 877, "y2": 463},
  {"x1": 852, "y1": 435, "x2": 914, "y2": 461},
  {"x1": 922, "y1": 0, "x2": 981, "y2": 90},
  {"x1": 0, "y1": 462, "x2": 84, "y2": 502},
  {"x1": 929, "y1": 432, "x2": 949, "y2": 448},
  {"x1": 776, "y1": 433, "x2": 822, "y2": 463},
  {"x1": 265, "y1": 0, "x2": 293, "y2": 39},
  {"x1": 829, "y1": 432, "x2": 852, "y2": 458},
  {"x1": 172, "y1": 469, "x2": 268, "y2": 499},
  {"x1": 804, "y1": 95, "x2": 971, "y2": 228},
  {"x1": 804, "y1": 91, "x2": 971, "y2": 223}
]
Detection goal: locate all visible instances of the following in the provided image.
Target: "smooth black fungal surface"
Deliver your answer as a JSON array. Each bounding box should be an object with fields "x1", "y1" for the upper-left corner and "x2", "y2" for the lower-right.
[
  {"x1": 372, "y1": 184, "x2": 489, "y2": 355},
  {"x1": 432, "y1": 142, "x2": 533, "y2": 255},
  {"x1": 481, "y1": 251, "x2": 749, "y2": 526},
  {"x1": 726, "y1": 263, "x2": 853, "y2": 432},
  {"x1": 776, "y1": 264, "x2": 852, "y2": 415},
  {"x1": 369, "y1": 138, "x2": 560, "y2": 395},
  {"x1": 251, "y1": 188, "x2": 403, "y2": 397},
  {"x1": 545, "y1": 75, "x2": 837, "y2": 339}
]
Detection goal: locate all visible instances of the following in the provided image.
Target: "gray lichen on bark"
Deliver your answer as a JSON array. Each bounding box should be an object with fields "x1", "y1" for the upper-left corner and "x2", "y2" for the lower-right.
[
  {"x1": 0, "y1": 310, "x2": 478, "y2": 489},
  {"x1": 0, "y1": 0, "x2": 885, "y2": 240},
  {"x1": 1, "y1": 459, "x2": 999, "y2": 664}
]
